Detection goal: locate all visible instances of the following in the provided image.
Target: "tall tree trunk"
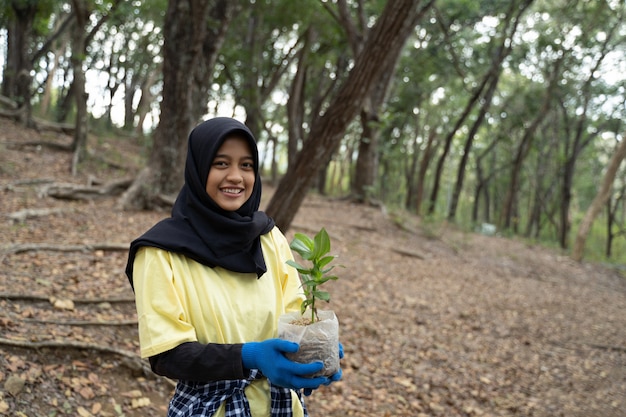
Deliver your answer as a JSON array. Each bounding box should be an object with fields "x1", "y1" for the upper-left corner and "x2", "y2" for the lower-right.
[
  {"x1": 471, "y1": 137, "x2": 499, "y2": 224},
  {"x1": 4, "y1": 1, "x2": 37, "y2": 126},
  {"x1": 426, "y1": 60, "x2": 493, "y2": 216},
  {"x1": 501, "y1": 57, "x2": 562, "y2": 229},
  {"x1": 524, "y1": 126, "x2": 557, "y2": 238},
  {"x1": 119, "y1": 0, "x2": 220, "y2": 210},
  {"x1": 40, "y1": 49, "x2": 61, "y2": 115},
  {"x1": 191, "y1": 0, "x2": 234, "y2": 123},
  {"x1": 351, "y1": 1, "x2": 434, "y2": 203},
  {"x1": 266, "y1": 0, "x2": 429, "y2": 231},
  {"x1": 70, "y1": 0, "x2": 90, "y2": 176},
  {"x1": 404, "y1": 126, "x2": 421, "y2": 210},
  {"x1": 605, "y1": 182, "x2": 626, "y2": 258},
  {"x1": 447, "y1": 0, "x2": 533, "y2": 220},
  {"x1": 354, "y1": 105, "x2": 380, "y2": 202},
  {"x1": 557, "y1": 22, "x2": 616, "y2": 248},
  {"x1": 133, "y1": 70, "x2": 159, "y2": 135},
  {"x1": 572, "y1": 135, "x2": 626, "y2": 261},
  {"x1": 447, "y1": 71, "x2": 500, "y2": 220},
  {"x1": 414, "y1": 129, "x2": 436, "y2": 215},
  {"x1": 123, "y1": 69, "x2": 136, "y2": 130},
  {"x1": 286, "y1": 28, "x2": 312, "y2": 167}
]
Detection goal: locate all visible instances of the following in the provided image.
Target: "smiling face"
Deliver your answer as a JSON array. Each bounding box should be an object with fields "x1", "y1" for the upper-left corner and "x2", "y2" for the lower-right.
[{"x1": 205, "y1": 136, "x2": 256, "y2": 212}]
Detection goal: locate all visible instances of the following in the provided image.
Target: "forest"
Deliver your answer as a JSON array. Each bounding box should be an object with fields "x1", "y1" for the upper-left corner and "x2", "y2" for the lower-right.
[
  {"x1": 1, "y1": 1, "x2": 626, "y2": 416},
  {"x1": 1, "y1": 0, "x2": 625, "y2": 262}
]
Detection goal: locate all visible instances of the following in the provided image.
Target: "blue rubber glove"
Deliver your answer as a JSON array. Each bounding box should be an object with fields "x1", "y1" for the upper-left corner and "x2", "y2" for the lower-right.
[
  {"x1": 303, "y1": 342, "x2": 344, "y2": 396},
  {"x1": 328, "y1": 341, "x2": 344, "y2": 382},
  {"x1": 242, "y1": 339, "x2": 328, "y2": 390}
]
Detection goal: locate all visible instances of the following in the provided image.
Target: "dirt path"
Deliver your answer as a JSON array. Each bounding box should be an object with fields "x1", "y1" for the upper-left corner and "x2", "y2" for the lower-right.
[{"x1": 1, "y1": 119, "x2": 625, "y2": 416}]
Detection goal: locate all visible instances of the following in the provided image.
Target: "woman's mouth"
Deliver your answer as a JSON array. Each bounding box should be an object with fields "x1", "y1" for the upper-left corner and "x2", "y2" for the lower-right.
[{"x1": 221, "y1": 188, "x2": 243, "y2": 195}]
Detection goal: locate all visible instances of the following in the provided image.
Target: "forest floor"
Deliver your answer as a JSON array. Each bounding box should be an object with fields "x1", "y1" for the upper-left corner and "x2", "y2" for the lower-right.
[{"x1": 1, "y1": 118, "x2": 625, "y2": 417}]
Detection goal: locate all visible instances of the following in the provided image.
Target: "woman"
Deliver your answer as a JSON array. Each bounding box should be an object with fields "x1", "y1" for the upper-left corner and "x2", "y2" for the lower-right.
[{"x1": 125, "y1": 117, "x2": 341, "y2": 416}]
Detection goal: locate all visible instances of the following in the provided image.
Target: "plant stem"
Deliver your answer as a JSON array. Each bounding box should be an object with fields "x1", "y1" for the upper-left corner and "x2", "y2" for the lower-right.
[{"x1": 311, "y1": 286, "x2": 316, "y2": 323}]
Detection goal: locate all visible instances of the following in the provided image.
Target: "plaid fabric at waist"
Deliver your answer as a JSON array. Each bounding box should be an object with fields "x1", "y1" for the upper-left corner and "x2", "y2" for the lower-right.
[{"x1": 167, "y1": 369, "x2": 308, "y2": 417}]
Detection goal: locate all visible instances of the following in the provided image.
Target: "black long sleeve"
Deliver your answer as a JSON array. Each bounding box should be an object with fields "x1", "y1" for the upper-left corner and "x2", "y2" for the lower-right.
[{"x1": 149, "y1": 341, "x2": 247, "y2": 382}]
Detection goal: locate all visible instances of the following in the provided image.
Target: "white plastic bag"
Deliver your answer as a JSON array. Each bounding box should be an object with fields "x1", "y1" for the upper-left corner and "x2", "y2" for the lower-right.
[{"x1": 278, "y1": 310, "x2": 340, "y2": 377}]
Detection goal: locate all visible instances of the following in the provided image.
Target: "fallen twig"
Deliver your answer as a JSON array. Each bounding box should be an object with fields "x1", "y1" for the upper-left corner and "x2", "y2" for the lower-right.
[
  {"x1": 392, "y1": 247, "x2": 425, "y2": 259},
  {"x1": 587, "y1": 343, "x2": 626, "y2": 353}
]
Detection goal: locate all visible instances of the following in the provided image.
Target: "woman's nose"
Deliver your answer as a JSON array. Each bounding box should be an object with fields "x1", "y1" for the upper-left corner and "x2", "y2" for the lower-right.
[{"x1": 225, "y1": 167, "x2": 243, "y2": 182}]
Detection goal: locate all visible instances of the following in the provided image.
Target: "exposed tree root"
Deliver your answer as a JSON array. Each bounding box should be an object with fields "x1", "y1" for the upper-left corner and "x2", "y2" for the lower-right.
[
  {"x1": 21, "y1": 318, "x2": 137, "y2": 326},
  {"x1": 6, "y1": 207, "x2": 75, "y2": 223},
  {"x1": 0, "y1": 336, "x2": 137, "y2": 359},
  {"x1": 0, "y1": 293, "x2": 134, "y2": 304},
  {"x1": 38, "y1": 178, "x2": 134, "y2": 200},
  {"x1": 0, "y1": 337, "x2": 164, "y2": 382},
  {"x1": 0, "y1": 242, "x2": 128, "y2": 264}
]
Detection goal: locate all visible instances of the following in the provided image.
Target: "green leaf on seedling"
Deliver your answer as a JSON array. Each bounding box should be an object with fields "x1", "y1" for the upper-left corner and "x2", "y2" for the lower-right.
[
  {"x1": 313, "y1": 290, "x2": 330, "y2": 301},
  {"x1": 287, "y1": 227, "x2": 341, "y2": 323},
  {"x1": 285, "y1": 260, "x2": 308, "y2": 274},
  {"x1": 318, "y1": 255, "x2": 335, "y2": 268}
]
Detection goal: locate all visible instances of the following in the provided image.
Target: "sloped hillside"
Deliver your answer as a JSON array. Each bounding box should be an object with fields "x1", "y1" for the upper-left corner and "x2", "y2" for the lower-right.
[{"x1": 1, "y1": 119, "x2": 625, "y2": 416}]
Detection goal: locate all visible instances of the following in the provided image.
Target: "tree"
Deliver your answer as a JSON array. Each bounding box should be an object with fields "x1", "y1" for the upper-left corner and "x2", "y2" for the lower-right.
[
  {"x1": 500, "y1": 56, "x2": 563, "y2": 230},
  {"x1": 266, "y1": 0, "x2": 429, "y2": 230},
  {"x1": 555, "y1": 3, "x2": 621, "y2": 248},
  {"x1": 427, "y1": 0, "x2": 534, "y2": 217},
  {"x1": 118, "y1": 0, "x2": 234, "y2": 210},
  {"x1": 447, "y1": 0, "x2": 534, "y2": 221},
  {"x1": 331, "y1": 0, "x2": 400, "y2": 202},
  {"x1": 605, "y1": 176, "x2": 626, "y2": 258},
  {"x1": 572, "y1": 134, "x2": 626, "y2": 261},
  {"x1": 69, "y1": 0, "x2": 89, "y2": 175},
  {"x1": 0, "y1": 0, "x2": 58, "y2": 126},
  {"x1": 68, "y1": 0, "x2": 124, "y2": 173}
]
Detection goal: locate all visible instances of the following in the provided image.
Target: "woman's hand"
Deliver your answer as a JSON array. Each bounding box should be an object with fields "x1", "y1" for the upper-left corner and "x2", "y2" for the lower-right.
[
  {"x1": 242, "y1": 339, "x2": 328, "y2": 390},
  {"x1": 303, "y1": 342, "x2": 344, "y2": 396}
]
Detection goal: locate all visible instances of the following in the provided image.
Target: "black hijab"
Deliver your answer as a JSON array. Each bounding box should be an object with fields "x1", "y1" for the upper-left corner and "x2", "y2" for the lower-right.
[{"x1": 125, "y1": 117, "x2": 275, "y2": 288}]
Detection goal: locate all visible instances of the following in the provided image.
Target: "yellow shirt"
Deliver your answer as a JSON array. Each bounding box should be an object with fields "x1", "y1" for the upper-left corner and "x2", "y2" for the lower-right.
[{"x1": 132, "y1": 227, "x2": 305, "y2": 417}]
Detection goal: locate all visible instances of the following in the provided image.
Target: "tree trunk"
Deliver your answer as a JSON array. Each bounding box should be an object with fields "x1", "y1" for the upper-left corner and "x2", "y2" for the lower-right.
[
  {"x1": 118, "y1": 0, "x2": 228, "y2": 210},
  {"x1": 3, "y1": 2, "x2": 37, "y2": 126},
  {"x1": 133, "y1": 69, "x2": 159, "y2": 135},
  {"x1": 524, "y1": 131, "x2": 557, "y2": 238},
  {"x1": 404, "y1": 127, "x2": 421, "y2": 211},
  {"x1": 447, "y1": 0, "x2": 533, "y2": 221},
  {"x1": 606, "y1": 182, "x2": 626, "y2": 258},
  {"x1": 352, "y1": 1, "x2": 434, "y2": 203},
  {"x1": 70, "y1": 0, "x2": 90, "y2": 176},
  {"x1": 501, "y1": 57, "x2": 562, "y2": 229},
  {"x1": 447, "y1": 71, "x2": 499, "y2": 220},
  {"x1": 558, "y1": 24, "x2": 615, "y2": 248},
  {"x1": 353, "y1": 106, "x2": 379, "y2": 202},
  {"x1": 40, "y1": 48, "x2": 62, "y2": 115},
  {"x1": 471, "y1": 138, "x2": 499, "y2": 224},
  {"x1": 414, "y1": 129, "x2": 436, "y2": 215},
  {"x1": 426, "y1": 60, "x2": 493, "y2": 216},
  {"x1": 286, "y1": 28, "x2": 313, "y2": 167},
  {"x1": 266, "y1": 0, "x2": 428, "y2": 231},
  {"x1": 572, "y1": 135, "x2": 626, "y2": 262},
  {"x1": 191, "y1": 0, "x2": 234, "y2": 123}
]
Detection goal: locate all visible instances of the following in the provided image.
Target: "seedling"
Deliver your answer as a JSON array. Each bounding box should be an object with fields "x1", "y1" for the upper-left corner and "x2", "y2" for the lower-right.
[{"x1": 287, "y1": 227, "x2": 339, "y2": 324}]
